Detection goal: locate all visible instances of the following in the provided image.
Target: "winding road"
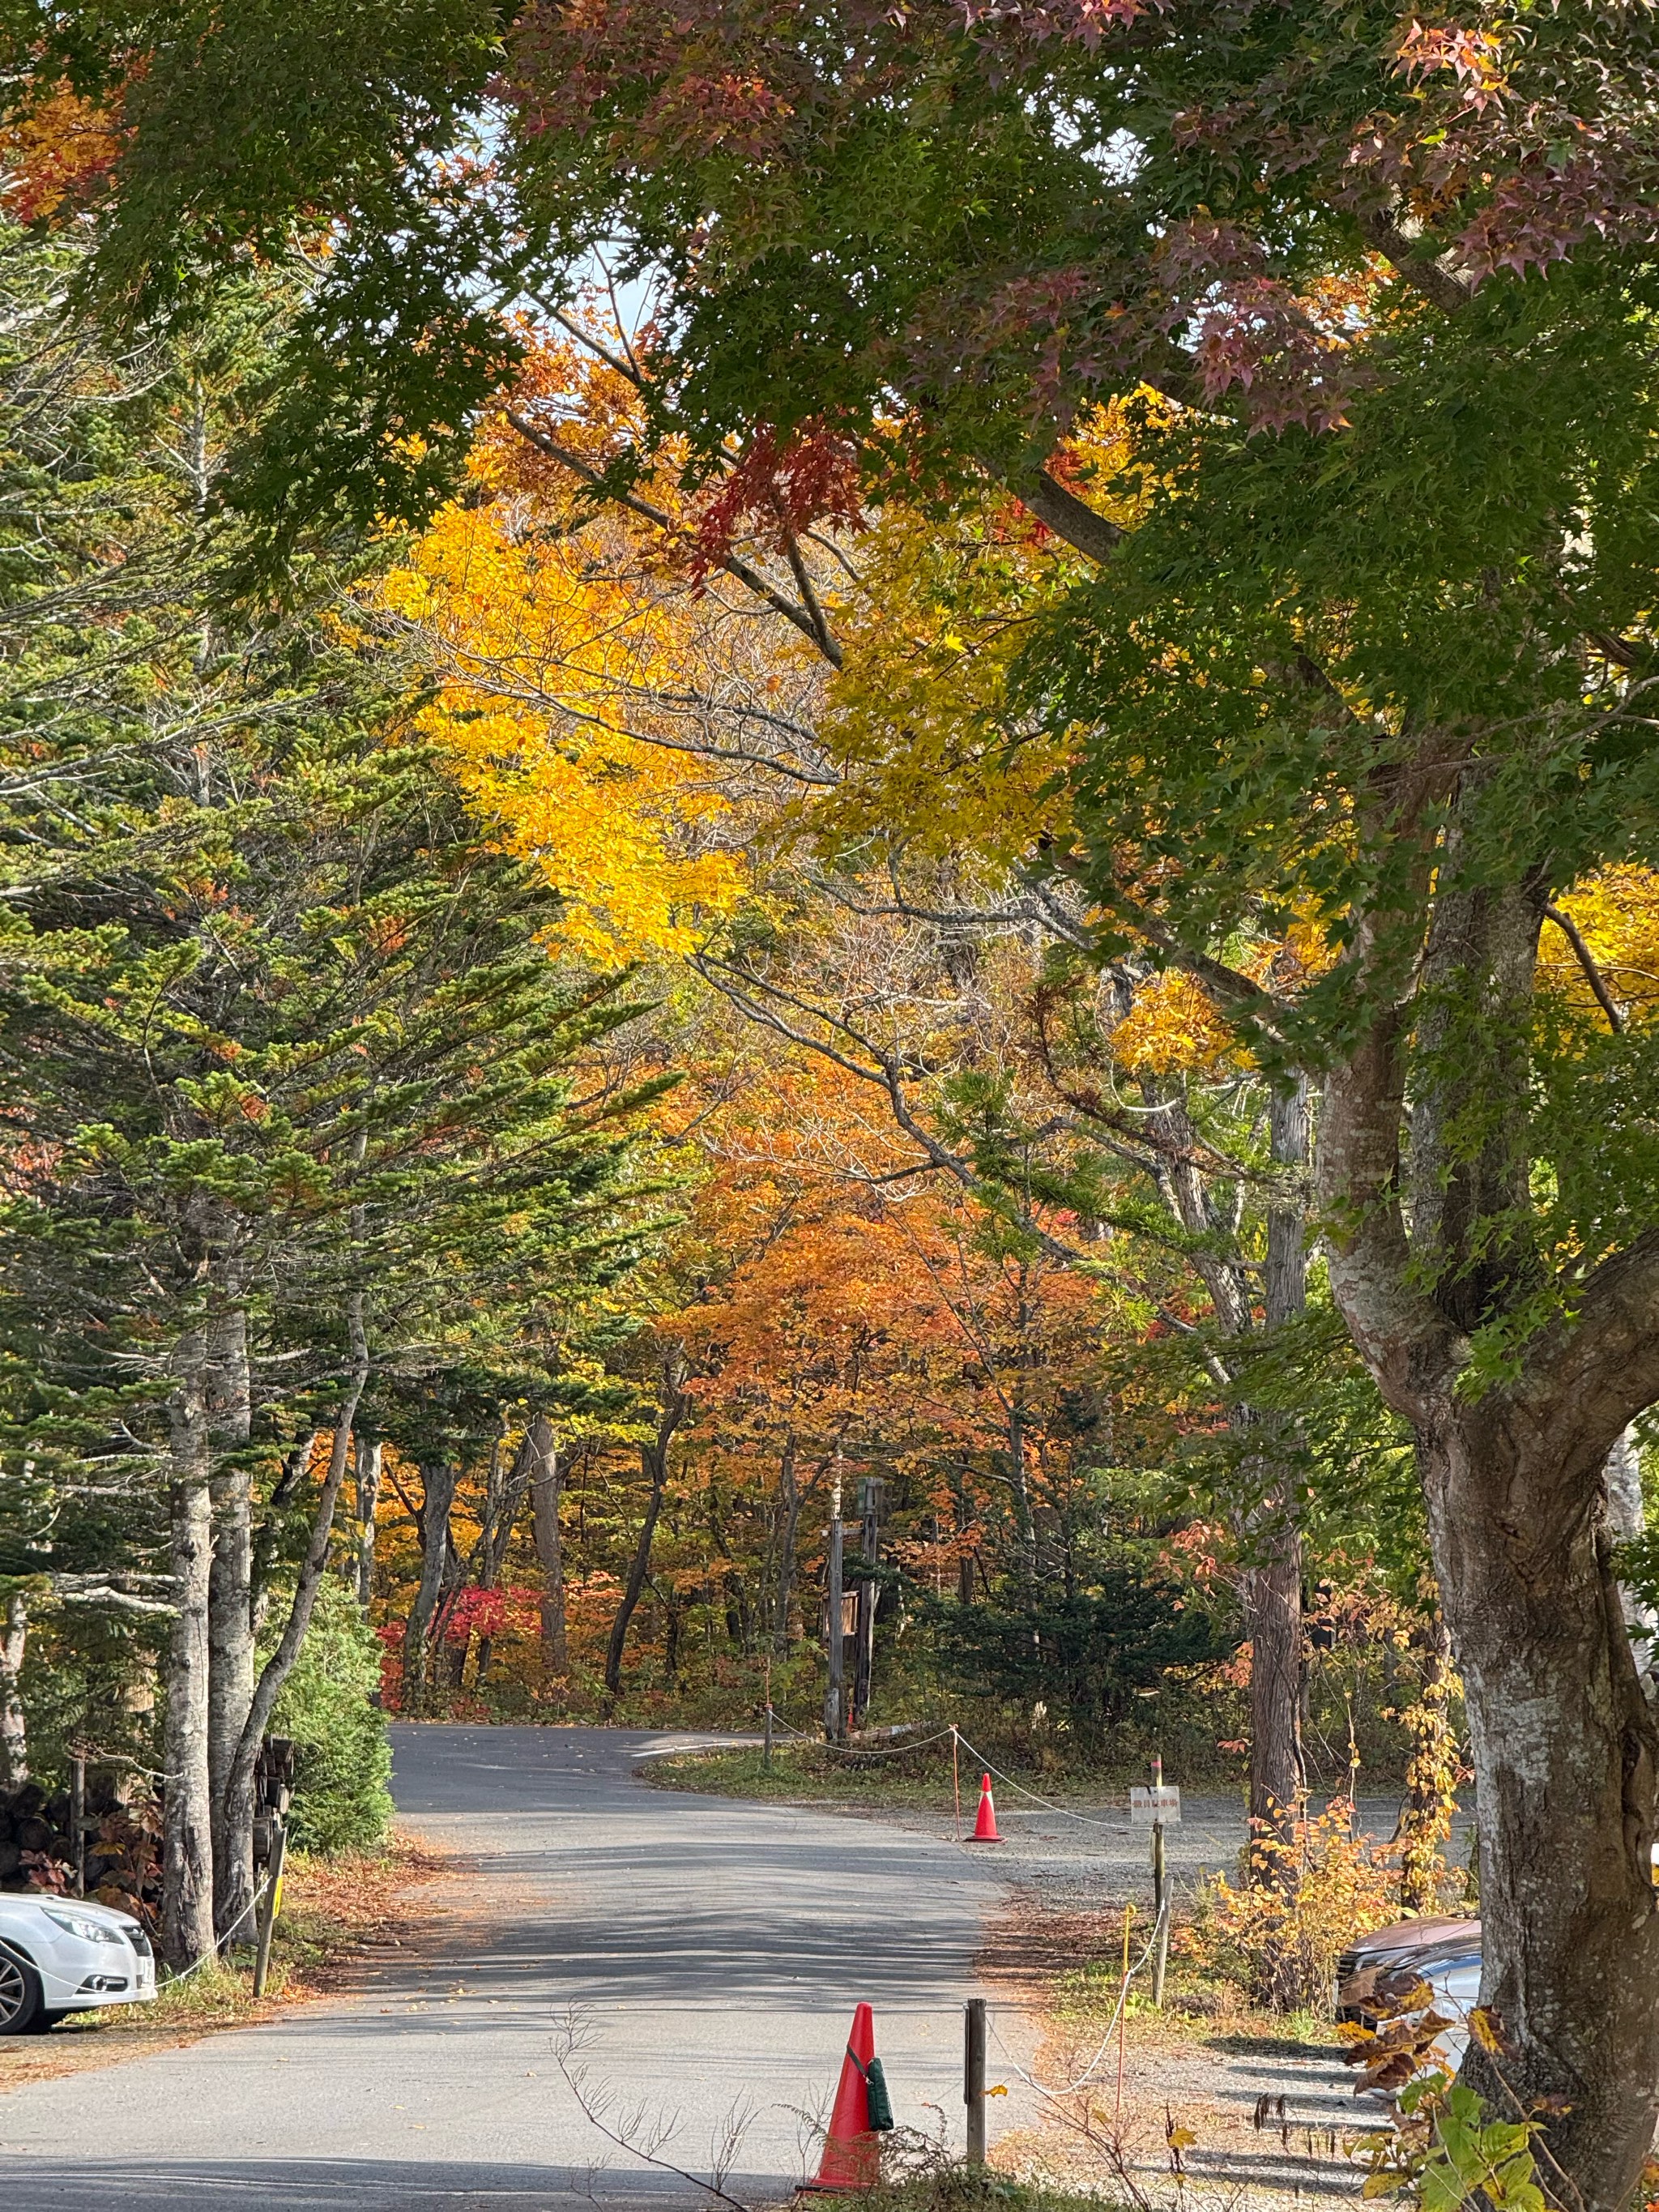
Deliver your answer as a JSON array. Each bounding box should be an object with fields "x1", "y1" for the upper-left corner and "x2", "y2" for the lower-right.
[{"x1": 0, "y1": 1725, "x2": 1023, "y2": 2210}]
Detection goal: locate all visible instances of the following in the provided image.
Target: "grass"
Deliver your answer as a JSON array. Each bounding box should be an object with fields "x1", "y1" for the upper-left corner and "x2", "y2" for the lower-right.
[
  {"x1": 803, "y1": 2163, "x2": 1134, "y2": 2212},
  {"x1": 640, "y1": 1736, "x2": 1246, "y2": 1810}
]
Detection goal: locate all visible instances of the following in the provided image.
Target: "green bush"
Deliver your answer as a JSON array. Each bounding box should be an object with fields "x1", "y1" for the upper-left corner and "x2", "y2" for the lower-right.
[{"x1": 267, "y1": 1578, "x2": 393, "y2": 1854}]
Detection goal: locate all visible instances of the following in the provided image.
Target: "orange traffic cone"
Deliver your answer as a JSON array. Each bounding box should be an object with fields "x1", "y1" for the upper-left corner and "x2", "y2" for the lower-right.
[
  {"x1": 800, "y1": 2002, "x2": 888, "y2": 2191},
  {"x1": 968, "y1": 1773, "x2": 1002, "y2": 1843}
]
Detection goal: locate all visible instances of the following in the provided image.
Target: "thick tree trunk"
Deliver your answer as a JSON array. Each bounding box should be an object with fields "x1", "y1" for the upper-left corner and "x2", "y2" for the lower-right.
[
  {"x1": 404, "y1": 1459, "x2": 458, "y2": 1706},
  {"x1": 527, "y1": 1416, "x2": 567, "y2": 1674},
  {"x1": 161, "y1": 1345, "x2": 216, "y2": 1971},
  {"x1": 206, "y1": 1302, "x2": 254, "y2": 1944},
  {"x1": 356, "y1": 1436, "x2": 383, "y2": 1613},
  {"x1": 1426, "y1": 1414, "x2": 1659, "y2": 2197},
  {"x1": 605, "y1": 1350, "x2": 689, "y2": 1699},
  {"x1": 1243, "y1": 1078, "x2": 1310, "y2": 1868},
  {"x1": 0, "y1": 1589, "x2": 27, "y2": 1785}
]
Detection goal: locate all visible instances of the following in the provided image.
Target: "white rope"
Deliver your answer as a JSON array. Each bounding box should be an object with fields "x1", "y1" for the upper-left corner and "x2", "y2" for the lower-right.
[
  {"x1": 950, "y1": 1727, "x2": 1131, "y2": 1834},
  {"x1": 765, "y1": 1710, "x2": 961, "y2": 1758},
  {"x1": 159, "y1": 1869, "x2": 276, "y2": 1988},
  {"x1": 987, "y1": 1893, "x2": 1171, "y2": 2100}
]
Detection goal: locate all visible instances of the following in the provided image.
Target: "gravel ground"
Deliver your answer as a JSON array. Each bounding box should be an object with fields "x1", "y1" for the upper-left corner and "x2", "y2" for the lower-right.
[{"x1": 797, "y1": 1772, "x2": 1475, "y2": 2209}]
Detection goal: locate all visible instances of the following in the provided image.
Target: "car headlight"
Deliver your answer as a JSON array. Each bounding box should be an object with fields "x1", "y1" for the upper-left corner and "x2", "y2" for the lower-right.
[{"x1": 42, "y1": 1907, "x2": 125, "y2": 1945}]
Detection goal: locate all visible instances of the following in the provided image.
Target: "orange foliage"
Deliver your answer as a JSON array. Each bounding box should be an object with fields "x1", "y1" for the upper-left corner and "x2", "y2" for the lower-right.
[{"x1": 2, "y1": 88, "x2": 124, "y2": 223}]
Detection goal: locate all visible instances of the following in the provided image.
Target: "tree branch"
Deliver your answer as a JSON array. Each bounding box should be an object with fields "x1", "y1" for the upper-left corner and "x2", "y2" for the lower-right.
[
  {"x1": 1359, "y1": 213, "x2": 1478, "y2": 318},
  {"x1": 1006, "y1": 468, "x2": 1125, "y2": 566},
  {"x1": 505, "y1": 409, "x2": 842, "y2": 667},
  {"x1": 1544, "y1": 905, "x2": 1625, "y2": 1032}
]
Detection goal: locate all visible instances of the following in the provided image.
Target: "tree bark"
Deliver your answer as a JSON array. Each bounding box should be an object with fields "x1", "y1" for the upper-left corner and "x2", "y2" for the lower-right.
[
  {"x1": 356, "y1": 1435, "x2": 383, "y2": 1613},
  {"x1": 1605, "y1": 1424, "x2": 1655, "y2": 1676},
  {"x1": 773, "y1": 1435, "x2": 799, "y2": 1656},
  {"x1": 403, "y1": 1458, "x2": 458, "y2": 1706},
  {"x1": 527, "y1": 1416, "x2": 568, "y2": 1674},
  {"x1": 220, "y1": 1344, "x2": 369, "y2": 1934},
  {"x1": 0, "y1": 1588, "x2": 27, "y2": 1786},
  {"x1": 1242, "y1": 1078, "x2": 1309, "y2": 1865},
  {"x1": 206, "y1": 1300, "x2": 254, "y2": 1942},
  {"x1": 161, "y1": 1340, "x2": 216, "y2": 1971},
  {"x1": 1316, "y1": 825, "x2": 1659, "y2": 2205},
  {"x1": 605, "y1": 1350, "x2": 689, "y2": 1699},
  {"x1": 1427, "y1": 1413, "x2": 1659, "y2": 2193}
]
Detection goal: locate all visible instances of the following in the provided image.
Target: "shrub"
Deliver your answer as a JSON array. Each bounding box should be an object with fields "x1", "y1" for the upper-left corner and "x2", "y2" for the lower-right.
[
  {"x1": 1180, "y1": 1800, "x2": 1401, "y2": 2013},
  {"x1": 267, "y1": 1578, "x2": 393, "y2": 1854}
]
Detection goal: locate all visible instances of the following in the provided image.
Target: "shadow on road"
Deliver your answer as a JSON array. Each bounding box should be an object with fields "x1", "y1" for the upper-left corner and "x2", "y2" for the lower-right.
[{"x1": 9, "y1": 2154, "x2": 784, "y2": 2209}]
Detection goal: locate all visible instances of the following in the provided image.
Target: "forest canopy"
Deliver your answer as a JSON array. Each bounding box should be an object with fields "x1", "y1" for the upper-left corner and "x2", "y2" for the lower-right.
[{"x1": 1, "y1": 5, "x2": 1657, "y2": 2202}]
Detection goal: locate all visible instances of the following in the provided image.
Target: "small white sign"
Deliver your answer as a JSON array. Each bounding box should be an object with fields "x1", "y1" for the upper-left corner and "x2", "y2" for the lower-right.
[{"x1": 1130, "y1": 1784, "x2": 1181, "y2": 1826}]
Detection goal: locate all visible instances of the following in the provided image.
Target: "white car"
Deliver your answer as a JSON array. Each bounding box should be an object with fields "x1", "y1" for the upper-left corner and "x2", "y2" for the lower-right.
[{"x1": 0, "y1": 1894, "x2": 157, "y2": 2032}]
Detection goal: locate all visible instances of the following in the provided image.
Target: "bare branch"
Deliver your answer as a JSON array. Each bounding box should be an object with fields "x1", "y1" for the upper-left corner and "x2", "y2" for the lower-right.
[
  {"x1": 1544, "y1": 904, "x2": 1625, "y2": 1033},
  {"x1": 504, "y1": 409, "x2": 842, "y2": 666}
]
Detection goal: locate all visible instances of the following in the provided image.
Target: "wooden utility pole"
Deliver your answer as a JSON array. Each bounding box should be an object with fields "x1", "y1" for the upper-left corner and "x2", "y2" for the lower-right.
[
  {"x1": 825, "y1": 1458, "x2": 844, "y2": 1742},
  {"x1": 852, "y1": 1475, "x2": 882, "y2": 1727}
]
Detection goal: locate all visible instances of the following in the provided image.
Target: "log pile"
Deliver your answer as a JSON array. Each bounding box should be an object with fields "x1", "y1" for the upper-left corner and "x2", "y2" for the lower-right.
[{"x1": 0, "y1": 1779, "x2": 161, "y2": 1917}]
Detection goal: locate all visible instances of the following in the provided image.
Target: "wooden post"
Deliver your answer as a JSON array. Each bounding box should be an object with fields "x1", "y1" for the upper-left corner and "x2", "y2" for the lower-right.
[
  {"x1": 1150, "y1": 1756, "x2": 1171, "y2": 2007},
  {"x1": 70, "y1": 1750, "x2": 85, "y2": 1898},
  {"x1": 825, "y1": 1463, "x2": 844, "y2": 1743},
  {"x1": 764, "y1": 1702, "x2": 774, "y2": 1770},
  {"x1": 965, "y1": 1996, "x2": 987, "y2": 2166},
  {"x1": 853, "y1": 1475, "x2": 881, "y2": 1727},
  {"x1": 252, "y1": 1815, "x2": 288, "y2": 2000}
]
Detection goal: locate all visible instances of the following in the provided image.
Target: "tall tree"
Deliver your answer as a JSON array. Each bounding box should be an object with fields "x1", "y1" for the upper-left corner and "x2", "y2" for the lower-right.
[
  {"x1": 0, "y1": 221, "x2": 666, "y2": 1958},
  {"x1": 477, "y1": 8, "x2": 1659, "y2": 2193}
]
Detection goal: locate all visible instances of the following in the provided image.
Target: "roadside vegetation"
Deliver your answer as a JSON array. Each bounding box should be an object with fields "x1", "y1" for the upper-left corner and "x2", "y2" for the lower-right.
[{"x1": 0, "y1": 15, "x2": 1656, "y2": 2211}]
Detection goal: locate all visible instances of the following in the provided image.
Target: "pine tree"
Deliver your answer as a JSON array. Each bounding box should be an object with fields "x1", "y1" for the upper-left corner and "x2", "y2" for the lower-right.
[{"x1": 0, "y1": 222, "x2": 667, "y2": 1961}]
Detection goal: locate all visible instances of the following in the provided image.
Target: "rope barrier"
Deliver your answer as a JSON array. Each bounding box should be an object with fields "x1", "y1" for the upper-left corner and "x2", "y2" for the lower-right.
[
  {"x1": 765, "y1": 1709, "x2": 961, "y2": 1759},
  {"x1": 158, "y1": 1869, "x2": 276, "y2": 1988},
  {"x1": 949, "y1": 1727, "x2": 1132, "y2": 1834},
  {"x1": 987, "y1": 1893, "x2": 1172, "y2": 2101}
]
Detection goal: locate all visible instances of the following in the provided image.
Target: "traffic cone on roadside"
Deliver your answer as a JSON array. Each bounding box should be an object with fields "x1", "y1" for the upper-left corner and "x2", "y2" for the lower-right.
[
  {"x1": 800, "y1": 2001, "x2": 892, "y2": 2191},
  {"x1": 967, "y1": 1773, "x2": 1002, "y2": 1843}
]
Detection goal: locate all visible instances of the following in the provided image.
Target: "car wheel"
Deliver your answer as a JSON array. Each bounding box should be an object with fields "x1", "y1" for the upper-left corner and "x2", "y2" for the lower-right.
[{"x1": 0, "y1": 1950, "x2": 43, "y2": 2035}]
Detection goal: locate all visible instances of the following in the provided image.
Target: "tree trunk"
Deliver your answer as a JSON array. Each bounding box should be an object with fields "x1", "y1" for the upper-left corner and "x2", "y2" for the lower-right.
[
  {"x1": 527, "y1": 1416, "x2": 567, "y2": 1674},
  {"x1": 206, "y1": 1301, "x2": 254, "y2": 1944},
  {"x1": 0, "y1": 1589, "x2": 27, "y2": 1786},
  {"x1": 1605, "y1": 1424, "x2": 1655, "y2": 1676},
  {"x1": 1243, "y1": 1535, "x2": 1303, "y2": 1840},
  {"x1": 356, "y1": 1435, "x2": 383, "y2": 1613},
  {"x1": 403, "y1": 1459, "x2": 458, "y2": 1706},
  {"x1": 220, "y1": 1355, "x2": 368, "y2": 1927},
  {"x1": 161, "y1": 1343, "x2": 216, "y2": 1971},
  {"x1": 605, "y1": 1349, "x2": 689, "y2": 1699},
  {"x1": 773, "y1": 1435, "x2": 798, "y2": 1657},
  {"x1": 1243, "y1": 1078, "x2": 1309, "y2": 1869},
  {"x1": 251, "y1": 1428, "x2": 324, "y2": 1642},
  {"x1": 1427, "y1": 1414, "x2": 1659, "y2": 2197}
]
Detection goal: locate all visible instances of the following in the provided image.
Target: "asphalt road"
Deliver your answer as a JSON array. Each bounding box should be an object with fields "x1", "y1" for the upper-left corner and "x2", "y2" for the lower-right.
[{"x1": 0, "y1": 1725, "x2": 1022, "y2": 2210}]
